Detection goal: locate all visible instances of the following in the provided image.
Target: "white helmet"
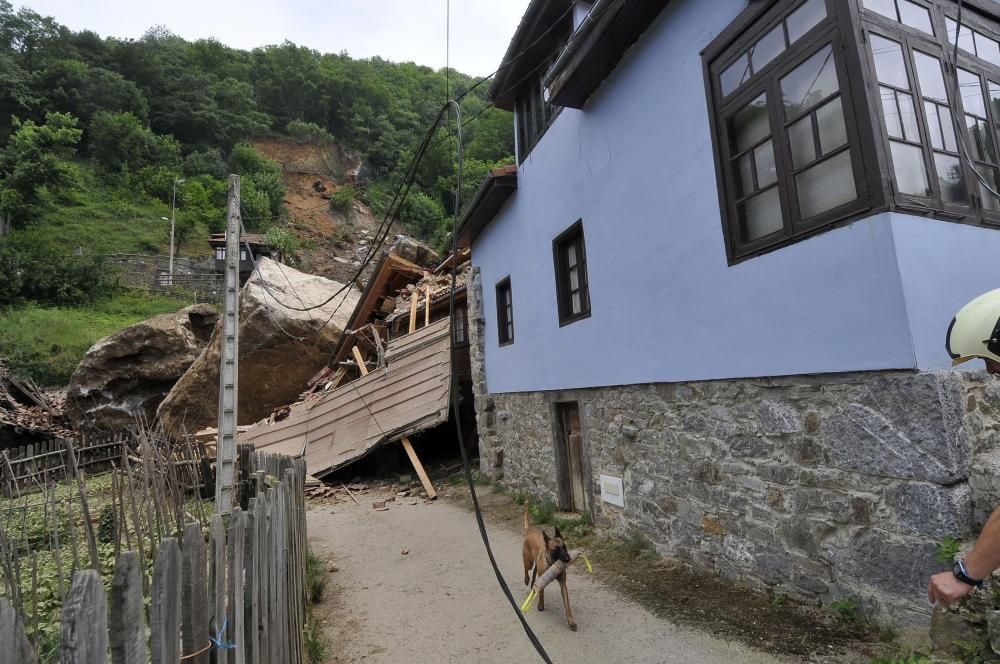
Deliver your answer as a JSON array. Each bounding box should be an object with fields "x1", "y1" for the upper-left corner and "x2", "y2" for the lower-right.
[{"x1": 947, "y1": 289, "x2": 1000, "y2": 366}]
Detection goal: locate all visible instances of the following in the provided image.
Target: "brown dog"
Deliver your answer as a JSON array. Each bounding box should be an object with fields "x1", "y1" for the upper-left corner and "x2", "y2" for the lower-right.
[{"x1": 522, "y1": 507, "x2": 577, "y2": 631}]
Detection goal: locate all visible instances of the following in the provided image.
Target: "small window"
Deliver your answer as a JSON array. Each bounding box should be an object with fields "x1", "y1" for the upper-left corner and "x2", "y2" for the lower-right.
[
  {"x1": 496, "y1": 278, "x2": 514, "y2": 346},
  {"x1": 215, "y1": 247, "x2": 225, "y2": 261},
  {"x1": 240, "y1": 249, "x2": 248, "y2": 261},
  {"x1": 453, "y1": 306, "x2": 468, "y2": 344},
  {"x1": 553, "y1": 221, "x2": 591, "y2": 326}
]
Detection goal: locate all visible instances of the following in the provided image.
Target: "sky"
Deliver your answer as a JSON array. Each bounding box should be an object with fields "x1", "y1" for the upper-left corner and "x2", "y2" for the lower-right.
[{"x1": 13, "y1": 0, "x2": 532, "y2": 77}]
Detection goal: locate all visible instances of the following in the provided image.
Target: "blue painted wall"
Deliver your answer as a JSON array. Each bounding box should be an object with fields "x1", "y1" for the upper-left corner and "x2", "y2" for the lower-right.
[{"x1": 472, "y1": 0, "x2": 1000, "y2": 394}]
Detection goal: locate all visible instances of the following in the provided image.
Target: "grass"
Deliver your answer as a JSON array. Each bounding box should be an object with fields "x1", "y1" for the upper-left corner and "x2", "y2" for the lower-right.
[
  {"x1": 868, "y1": 655, "x2": 933, "y2": 664},
  {"x1": 306, "y1": 549, "x2": 328, "y2": 605},
  {"x1": 304, "y1": 615, "x2": 328, "y2": 664},
  {"x1": 6, "y1": 162, "x2": 211, "y2": 258},
  {"x1": 0, "y1": 291, "x2": 193, "y2": 385}
]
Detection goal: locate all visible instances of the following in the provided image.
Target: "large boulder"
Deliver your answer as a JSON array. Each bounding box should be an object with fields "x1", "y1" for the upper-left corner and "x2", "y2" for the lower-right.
[
  {"x1": 157, "y1": 258, "x2": 360, "y2": 438},
  {"x1": 67, "y1": 304, "x2": 219, "y2": 433}
]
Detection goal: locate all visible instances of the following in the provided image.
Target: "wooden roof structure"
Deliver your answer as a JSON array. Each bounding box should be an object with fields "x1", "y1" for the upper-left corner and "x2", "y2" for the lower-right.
[{"x1": 240, "y1": 318, "x2": 452, "y2": 477}]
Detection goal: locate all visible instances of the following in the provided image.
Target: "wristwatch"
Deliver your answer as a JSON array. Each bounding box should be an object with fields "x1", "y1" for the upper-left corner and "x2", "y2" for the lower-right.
[{"x1": 953, "y1": 559, "x2": 984, "y2": 588}]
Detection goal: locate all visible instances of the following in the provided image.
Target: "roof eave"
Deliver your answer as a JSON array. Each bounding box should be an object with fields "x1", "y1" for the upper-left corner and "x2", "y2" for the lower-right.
[
  {"x1": 455, "y1": 167, "x2": 518, "y2": 248},
  {"x1": 546, "y1": 0, "x2": 672, "y2": 109}
]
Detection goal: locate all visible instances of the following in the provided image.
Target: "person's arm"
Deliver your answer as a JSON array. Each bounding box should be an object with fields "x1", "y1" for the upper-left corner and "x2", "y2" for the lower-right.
[{"x1": 929, "y1": 506, "x2": 1000, "y2": 605}]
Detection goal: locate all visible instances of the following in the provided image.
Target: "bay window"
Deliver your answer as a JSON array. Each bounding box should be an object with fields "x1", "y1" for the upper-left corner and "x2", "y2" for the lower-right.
[{"x1": 706, "y1": 0, "x2": 1000, "y2": 263}]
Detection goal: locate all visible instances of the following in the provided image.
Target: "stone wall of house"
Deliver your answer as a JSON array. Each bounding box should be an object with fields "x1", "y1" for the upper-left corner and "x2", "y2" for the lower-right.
[
  {"x1": 467, "y1": 267, "x2": 504, "y2": 477},
  {"x1": 475, "y1": 368, "x2": 1000, "y2": 624}
]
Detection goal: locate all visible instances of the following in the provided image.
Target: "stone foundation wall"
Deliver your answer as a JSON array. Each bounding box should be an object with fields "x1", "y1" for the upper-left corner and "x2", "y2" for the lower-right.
[{"x1": 473, "y1": 367, "x2": 1000, "y2": 624}]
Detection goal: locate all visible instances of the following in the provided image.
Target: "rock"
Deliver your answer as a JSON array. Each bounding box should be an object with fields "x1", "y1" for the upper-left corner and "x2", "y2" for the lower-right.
[
  {"x1": 157, "y1": 258, "x2": 360, "y2": 438},
  {"x1": 67, "y1": 304, "x2": 218, "y2": 433},
  {"x1": 887, "y1": 483, "x2": 973, "y2": 540},
  {"x1": 388, "y1": 235, "x2": 438, "y2": 268},
  {"x1": 328, "y1": 563, "x2": 339, "y2": 573}
]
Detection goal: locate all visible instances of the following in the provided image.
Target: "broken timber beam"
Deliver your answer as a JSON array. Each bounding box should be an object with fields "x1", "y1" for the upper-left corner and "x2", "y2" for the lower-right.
[
  {"x1": 409, "y1": 290, "x2": 418, "y2": 334},
  {"x1": 352, "y1": 346, "x2": 368, "y2": 376},
  {"x1": 424, "y1": 286, "x2": 431, "y2": 328},
  {"x1": 400, "y1": 436, "x2": 437, "y2": 500}
]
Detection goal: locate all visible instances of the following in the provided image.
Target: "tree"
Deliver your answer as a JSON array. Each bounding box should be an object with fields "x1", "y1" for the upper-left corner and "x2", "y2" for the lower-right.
[
  {"x1": 0, "y1": 111, "x2": 82, "y2": 231},
  {"x1": 228, "y1": 142, "x2": 284, "y2": 223},
  {"x1": 88, "y1": 110, "x2": 179, "y2": 174}
]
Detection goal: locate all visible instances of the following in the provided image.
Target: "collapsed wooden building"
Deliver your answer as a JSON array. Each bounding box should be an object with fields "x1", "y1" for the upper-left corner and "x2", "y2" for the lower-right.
[{"x1": 240, "y1": 243, "x2": 475, "y2": 496}]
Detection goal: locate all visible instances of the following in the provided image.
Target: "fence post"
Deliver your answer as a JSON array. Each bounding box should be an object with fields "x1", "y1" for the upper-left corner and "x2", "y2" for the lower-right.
[
  {"x1": 181, "y1": 523, "x2": 210, "y2": 664},
  {"x1": 110, "y1": 551, "x2": 145, "y2": 664},
  {"x1": 209, "y1": 514, "x2": 227, "y2": 661},
  {"x1": 151, "y1": 538, "x2": 181, "y2": 664},
  {"x1": 228, "y1": 507, "x2": 246, "y2": 664},
  {"x1": 243, "y1": 500, "x2": 258, "y2": 664},
  {"x1": 0, "y1": 597, "x2": 34, "y2": 664},
  {"x1": 61, "y1": 569, "x2": 109, "y2": 664}
]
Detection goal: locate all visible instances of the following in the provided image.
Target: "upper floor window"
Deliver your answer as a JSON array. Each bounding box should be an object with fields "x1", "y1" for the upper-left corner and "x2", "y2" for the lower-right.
[
  {"x1": 240, "y1": 249, "x2": 248, "y2": 261},
  {"x1": 453, "y1": 305, "x2": 468, "y2": 345},
  {"x1": 862, "y1": 0, "x2": 1000, "y2": 220},
  {"x1": 553, "y1": 221, "x2": 591, "y2": 326},
  {"x1": 215, "y1": 247, "x2": 225, "y2": 261},
  {"x1": 516, "y1": 72, "x2": 556, "y2": 163},
  {"x1": 707, "y1": 0, "x2": 873, "y2": 261},
  {"x1": 496, "y1": 277, "x2": 514, "y2": 346}
]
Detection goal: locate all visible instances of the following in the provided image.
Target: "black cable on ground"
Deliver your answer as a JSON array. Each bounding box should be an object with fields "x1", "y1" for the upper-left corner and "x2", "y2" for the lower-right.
[{"x1": 444, "y1": 99, "x2": 555, "y2": 664}]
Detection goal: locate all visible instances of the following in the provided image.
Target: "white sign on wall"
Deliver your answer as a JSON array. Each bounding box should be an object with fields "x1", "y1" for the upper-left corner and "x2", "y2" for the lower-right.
[{"x1": 599, "y1": 474, "x2": 625, "y2": 508}]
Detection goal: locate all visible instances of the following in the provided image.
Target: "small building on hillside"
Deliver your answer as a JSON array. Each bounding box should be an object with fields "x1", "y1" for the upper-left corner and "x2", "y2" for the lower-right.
[
  {"x1": 208, "y1": 233, "x2": 275, "y2": 284},
  {"x1": 457, "y1": 0, "x2": 1000, "y2": 625}
]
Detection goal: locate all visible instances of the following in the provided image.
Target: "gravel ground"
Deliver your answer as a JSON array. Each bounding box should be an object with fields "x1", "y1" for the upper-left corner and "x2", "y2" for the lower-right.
[{"x1": 308, "y1": 489, "x2": 792, "y2": 664}]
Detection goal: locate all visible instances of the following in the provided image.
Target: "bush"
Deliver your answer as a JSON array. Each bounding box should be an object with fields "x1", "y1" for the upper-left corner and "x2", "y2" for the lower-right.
[
  {"x1": 328, "y1": 185, "x2": 354, "y2": 215},
  {"x1": 0, "y1": 244, "x2": 115, "y2": 306},
  {"x1": 399, "y1": 190, "x2": 445, "y2": 240},
  {"x1": 89, "y1": 111, "x2": 180, "y2": 175},
  {"x1": 287, "y1": 120, "x2": 335, "y2": 144},
  {"x1": 264, "y1": 227, "x2": 299, "y2": 259},
  {"x1": 183, "y1": 148, "x2": 228, "y2": 179}
]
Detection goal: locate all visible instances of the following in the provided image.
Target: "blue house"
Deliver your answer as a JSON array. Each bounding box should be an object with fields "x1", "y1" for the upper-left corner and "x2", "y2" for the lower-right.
[{"x1": 457, "y1": 0, "x2": 1000, "y2": 623}]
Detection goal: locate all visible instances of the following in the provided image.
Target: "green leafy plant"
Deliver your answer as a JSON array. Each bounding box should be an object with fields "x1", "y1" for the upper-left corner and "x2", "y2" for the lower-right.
[
  {"x1": 622, "y1": 531, "x2": 653, "y2": 560},
  {"x1": 867, "y1": 656, "x2": 933, "y2": 664},
  {"x1": 937, "y1": 535, "x2": 962, "y2": 564},
  {"x1": 831, "y1": 598, "x2": 862, "y2": 625},
  {"x1": 529, "y1": 500, "x2": 556, "y2": 524},
  {"x1": 306, "y1": 549, "x2": 328, "y2": 605},
  {"x1": 303, "y1": 615, "x2": 328, "y2": 664},
  {"x1": 328, "y1": 185, "x2": 355, "y2": 216}
]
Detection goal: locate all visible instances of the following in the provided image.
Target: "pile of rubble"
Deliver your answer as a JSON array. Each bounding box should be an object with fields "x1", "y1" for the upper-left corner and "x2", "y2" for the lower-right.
[
  {"x1": 0, "y1": 363, "x2": 76, "y2": 442},
  {"x1": 387, "y1": 255, "x2": 471, "y2": 322}
]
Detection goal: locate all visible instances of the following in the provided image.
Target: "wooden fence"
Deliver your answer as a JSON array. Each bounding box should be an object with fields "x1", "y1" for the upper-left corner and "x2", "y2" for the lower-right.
[
  {"x1": 0, "y1": 435, "x2": 209, "y2": 497},
  {"x1": 0, "y1": 442, "x2": 307, "y2": 663}
]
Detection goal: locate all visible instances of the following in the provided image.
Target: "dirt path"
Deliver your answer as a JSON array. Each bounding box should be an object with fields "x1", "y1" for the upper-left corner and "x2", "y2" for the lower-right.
[{"x1": 308, "y1": 491, "x2": 791, "y2": 664}]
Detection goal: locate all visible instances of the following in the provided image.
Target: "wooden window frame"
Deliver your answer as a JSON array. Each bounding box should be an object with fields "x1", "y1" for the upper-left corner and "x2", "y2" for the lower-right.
[
  {"x1": 552, "y1": 220, "x2": 592, "y2": 327},
  {"x1": 496, "y1": 277, "x2": 514, "y2": 346},
  {"x1": 705, "y1": 0, "x2": 883, "y2": 264},
  {"x1": 706, "y1": 0, "x2": 1000, "y2": 265},
  {"x1": 515, "y1": 73, "x2": 562, "y2": 164},
  {"x1": 858, "y1": 0, "x2": 1000, "y2": 225}
]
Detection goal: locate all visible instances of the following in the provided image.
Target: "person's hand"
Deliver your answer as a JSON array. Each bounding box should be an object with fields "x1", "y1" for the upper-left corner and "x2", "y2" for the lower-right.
[{"x1": 928, "y1": 571, "x2": 976, "y2": 606}]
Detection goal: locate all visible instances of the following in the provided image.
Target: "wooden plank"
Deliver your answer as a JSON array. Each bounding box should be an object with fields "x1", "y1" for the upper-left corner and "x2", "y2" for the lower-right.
[
  {"x1": 110, "y1": 551, "x2": 146, "y2": 664},
  {"x1": 61, "y1": 569, "x2": 108, "y2": 663},
  {"x1": 400, "y1": 436, "x2": 437, "y2": 499},
  {"x1": 424, "y1": 286, "x2": 431, "y2": 327},
  {"x1": 150, "y1": 539, "x2": 182, "y2": 664},
  {"x1": 352, "y1": 345, "x2": 369, "y2": 377},
  {"x1": 209, "y1": 514, "x2": 227, "y2": 660},
  {"x1": 243, "y1": 502, "x2": 258, "y2": 664},
  {"x1": 181, "y1": 522, "x2": 210, "y2": 664},
  {"x1": 266, "y1": 490, "x2": 278, "y2": 664},
  {"x1": 409, "y1": 289, "x2": 418, "y2": 333},
  {"x1": 228, "y1": 508, "x2": 246, "y2": 664},
  {"x1": 0, "y1": 597, "x2": 34, "y2": 664}
]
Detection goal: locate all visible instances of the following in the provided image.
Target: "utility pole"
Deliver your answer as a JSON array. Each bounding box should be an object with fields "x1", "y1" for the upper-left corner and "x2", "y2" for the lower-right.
[
  {"x1": 216, "y1": 174, "x2": 240, "y2": 514},
  {"x1": 169, "y1": 178, "x2": 186, "y2": 285}
]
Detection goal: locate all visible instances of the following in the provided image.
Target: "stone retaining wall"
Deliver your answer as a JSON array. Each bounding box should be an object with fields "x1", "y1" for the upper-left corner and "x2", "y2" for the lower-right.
[{"x1": 467, "y1": 269, "x2": 1000, "y2": 623}]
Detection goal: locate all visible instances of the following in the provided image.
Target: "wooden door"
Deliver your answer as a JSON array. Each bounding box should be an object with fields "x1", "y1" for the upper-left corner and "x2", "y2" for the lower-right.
[{"x1": 557, "y1": 403, "x2": 589, "y2": 513}]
